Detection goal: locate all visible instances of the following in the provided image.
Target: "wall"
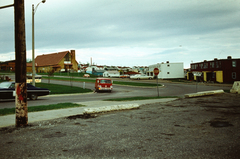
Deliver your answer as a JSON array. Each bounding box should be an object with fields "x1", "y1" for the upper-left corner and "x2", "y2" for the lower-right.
[{"x1": 158, "y1": 63, "x2": 184, "y2": 79}]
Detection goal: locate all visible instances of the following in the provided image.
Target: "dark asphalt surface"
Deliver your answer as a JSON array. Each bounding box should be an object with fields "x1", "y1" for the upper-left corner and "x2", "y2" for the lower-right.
[{"x1": 0, "y1": 93, "x2": 239, "y2": 159}]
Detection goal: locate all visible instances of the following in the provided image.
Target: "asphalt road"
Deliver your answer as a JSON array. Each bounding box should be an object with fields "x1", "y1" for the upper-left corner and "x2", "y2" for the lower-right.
[{"x1": 0, "y1": 77, "x2": 232, "y2": 109}]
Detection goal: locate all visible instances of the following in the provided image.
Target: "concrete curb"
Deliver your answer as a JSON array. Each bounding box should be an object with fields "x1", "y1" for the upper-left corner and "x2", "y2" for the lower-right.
[
  {"x1": 185, "y1": 90, "x2": 224, "y2": 98},
  {"x1": 83, "y1": 104, "x2": 140, "y2": 114},
  {"x1": 230, "y1": 81, "x2": 240, "y2": 94}
]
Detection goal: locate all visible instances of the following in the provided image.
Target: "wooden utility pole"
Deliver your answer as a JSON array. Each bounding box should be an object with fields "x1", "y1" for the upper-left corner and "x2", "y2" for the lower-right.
[{"x1": 14, "y1": 0, "x2": 28, "y2": 127}]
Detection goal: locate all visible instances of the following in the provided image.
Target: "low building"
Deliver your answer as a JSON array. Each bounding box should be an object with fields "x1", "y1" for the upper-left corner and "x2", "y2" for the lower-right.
[
  {"x1": 148, "y1": 62, "x2": 184, "y2": 79},
  {"x1": 103, "y1": 71, "x2": 120, "y2": 77},
  {"x1": 188, "y1": 56, "x2": 240, "y2": 83},
  {"x1": 0, "y1": 60, "x2": 15, "y2": 72},
  {"x1": 92, "y1": 70, "x2": 105, "y2": 76}
]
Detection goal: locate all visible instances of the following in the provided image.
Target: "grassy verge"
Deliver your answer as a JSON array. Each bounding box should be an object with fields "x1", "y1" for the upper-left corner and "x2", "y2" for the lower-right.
[
  {"x1": 0, "y1": 103, "x2": 85, "y2": 116},
  {"x1": 103, "y1": 96, "x2": 179, "y2": 101},
  {"x1": 35, "y1": 83, "x2": 93, "y2": 94},
  {"x1": 42, "y1": 76, "x2": 162, "y2": 87},
  {"x1": 38, "y1": 72, "x2": 98, "y2": 78},
  {"x1": 43, "y1": 76, "x2": 96, "y2": 83}
]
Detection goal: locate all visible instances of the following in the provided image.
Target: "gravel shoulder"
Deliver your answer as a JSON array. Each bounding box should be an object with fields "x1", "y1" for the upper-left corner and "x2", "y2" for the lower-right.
[{"x1": 0, "y1": 93, "x2": 240, "y2": 159}]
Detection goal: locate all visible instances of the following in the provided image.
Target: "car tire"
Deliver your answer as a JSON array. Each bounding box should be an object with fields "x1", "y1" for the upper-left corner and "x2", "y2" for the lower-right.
[
  {"x1": 30, "y1": 94, "x2": 38, "y2": 100},
  {"x1": 149, "y1": 77, "x2": 152, "y2": 79}
]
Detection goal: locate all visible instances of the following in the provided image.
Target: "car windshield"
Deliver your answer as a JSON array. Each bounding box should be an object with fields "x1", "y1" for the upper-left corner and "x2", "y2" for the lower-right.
[
  {"x1": 0, "y1": 82, "x2": 12, "y2": 88},
  {"x1": 100, "y1": 80, "x2": 111, "y2": 84}
]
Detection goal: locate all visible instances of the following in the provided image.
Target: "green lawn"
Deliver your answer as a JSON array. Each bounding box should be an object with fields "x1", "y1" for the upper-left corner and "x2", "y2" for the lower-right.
[
  {"x1": 0, "y1": 103, "x2": 85, "y2": 116},
  {"x1": 38, "y1": 72, "x2": 98, "y2": 78},
  {"x1": 42, "y1": 76, "x2": 161, "y2": 87},
  {"x1": 35, "y1": 83, "x2": 93, "y2": 94}
]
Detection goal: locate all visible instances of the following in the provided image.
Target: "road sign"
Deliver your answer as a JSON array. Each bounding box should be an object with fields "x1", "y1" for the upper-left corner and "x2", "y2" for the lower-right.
[{"x1": 153, "y1": 68, "x2": 159, "y2": 76}]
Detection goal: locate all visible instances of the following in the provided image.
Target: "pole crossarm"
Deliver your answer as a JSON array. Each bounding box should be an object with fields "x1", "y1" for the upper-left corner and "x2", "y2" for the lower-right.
[{"x1": 0, "y1": 4, "x2": 14, "y2": 9}]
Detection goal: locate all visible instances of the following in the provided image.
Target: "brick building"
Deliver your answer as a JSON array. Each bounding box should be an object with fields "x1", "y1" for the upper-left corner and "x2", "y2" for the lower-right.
[
  {"x1": 0, "y1": 60, "x2": 15, "y2": 71},
  {"x1": 188, "y1": 56, "x2": 240, "y2": 83}
]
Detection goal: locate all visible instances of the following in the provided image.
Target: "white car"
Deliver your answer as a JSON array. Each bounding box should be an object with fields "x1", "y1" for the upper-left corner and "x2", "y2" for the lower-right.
[{"x1": 130, "y1": 74, "x2": 153, "y2": 80}]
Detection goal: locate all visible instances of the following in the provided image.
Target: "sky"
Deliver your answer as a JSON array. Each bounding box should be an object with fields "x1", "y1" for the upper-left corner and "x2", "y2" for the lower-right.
[{"x1": 0, "y1": 0, "x2": 240, "y2": 68}]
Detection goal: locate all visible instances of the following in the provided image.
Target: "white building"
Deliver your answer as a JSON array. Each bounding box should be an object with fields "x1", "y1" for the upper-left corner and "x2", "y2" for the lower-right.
[
  {"x1": 103, "y1": 71, "x2": 120, "y2": 77},
  {"x1": 148, "y1": 62, "x2": 184, "y2": 79}
]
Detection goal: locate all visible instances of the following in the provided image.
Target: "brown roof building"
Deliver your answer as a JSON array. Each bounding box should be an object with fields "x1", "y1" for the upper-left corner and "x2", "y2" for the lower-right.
[{"x1": 27, "y1": 50, "x2": 78, "y2": 73}]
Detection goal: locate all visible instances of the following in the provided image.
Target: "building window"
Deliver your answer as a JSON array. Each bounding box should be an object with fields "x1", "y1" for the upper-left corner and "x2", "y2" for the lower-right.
[
  {"x1": 232, "y1": 72, "x2": 236, "y2": 79},
  {"x1": 167, "y1": 64, "x2": 170, "y2": 67},
  {"x1": 232, "y1": 61, "x2": 236, "y2": 67},
  {"x1": 210, "y1": 62, "x2": 214, "y2": 68},
  {"x1": 167, "y1": 72, "x2": 170, "y2": 74},
  {"x1": 204, "y1": 63, "x2": 208, "y2": 69},
  {"x1": 216, "y1": 61, "x2": 222, "y2": 68},
  {"x1": 64, "y1": 54, "x2": 70, "y2": 61}
]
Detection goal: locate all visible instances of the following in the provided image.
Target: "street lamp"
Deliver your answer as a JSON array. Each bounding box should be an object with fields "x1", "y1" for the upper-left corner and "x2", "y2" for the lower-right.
[{"x1": 32, "y1": 0, "x2": 46, "y2": 86}]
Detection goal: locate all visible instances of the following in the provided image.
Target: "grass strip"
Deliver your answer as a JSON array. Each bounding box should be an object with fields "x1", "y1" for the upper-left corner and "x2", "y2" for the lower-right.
[
  {"x1": 103, "y1": 96, "x2": 179, "y2": 101},
  {"x1": 43, "y1": 76, "x2": 96, "y2": 83},
  {"x1": 38, "y1": 72, "x2": 98, "y2": 78},
  {"x1": 35, "y1": 83, "x2": 93, "y2": 94},
  {"x1": 42, "y1": 76, "x2": 161, "y2": 87},
  {"x1": 0, "y1": 103, "x2": 85, "y2": 116}
]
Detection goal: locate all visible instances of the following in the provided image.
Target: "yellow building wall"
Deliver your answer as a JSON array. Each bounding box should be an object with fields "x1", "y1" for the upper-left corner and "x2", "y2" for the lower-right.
[
  {"x1": 194, "y1": 75, "x2": 197, "y2": 81},
  {"x1": 26, "y1": 66, "x2": 32, "y2": 73},
  {"x1": 215, "y1": 71, "x2": 223, "y2": 83}
]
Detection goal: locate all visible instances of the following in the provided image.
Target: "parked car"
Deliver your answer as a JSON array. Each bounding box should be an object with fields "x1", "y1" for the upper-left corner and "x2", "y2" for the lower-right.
[
  {"x1": 0, "y1": 82, "x2": 50, "y2": 100},
  {"x1": 83, "y1": 74, "x2": 90, "y2": 78},
  {"x1": 130, "y1": 74, "x2": 153, "y2": 80},
  {"x1": 119, "y1": 75, "x2": 130, "y2": 78},
  {"x1": 95, "y1": 78, "x2": 113, "y2": 92}
]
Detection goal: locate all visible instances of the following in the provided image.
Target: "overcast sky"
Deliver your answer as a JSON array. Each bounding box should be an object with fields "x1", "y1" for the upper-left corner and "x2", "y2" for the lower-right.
[{"x1": 1, "y1": 0, "x2": 240, "y2": 68}]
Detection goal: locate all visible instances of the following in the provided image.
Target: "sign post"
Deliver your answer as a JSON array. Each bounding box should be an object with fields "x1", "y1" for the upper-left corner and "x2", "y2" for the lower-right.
[
  {"x1": 154, "y1": 68, "x2": 160, "y2": 97},
  {"x1": 193, "y1": 72, "x2": 202, "y2": 92}
]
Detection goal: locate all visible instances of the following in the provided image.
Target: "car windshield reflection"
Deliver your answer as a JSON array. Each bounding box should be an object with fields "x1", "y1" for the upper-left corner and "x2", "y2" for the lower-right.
[{"x1": 0, "y1": 82, "x2": 12, "y2": 88}]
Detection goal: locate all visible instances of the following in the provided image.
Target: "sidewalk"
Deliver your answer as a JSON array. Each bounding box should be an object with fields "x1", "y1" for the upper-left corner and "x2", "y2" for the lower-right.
[{"x1": 0, "y1": 98, "x2": 177, "y2": 128}]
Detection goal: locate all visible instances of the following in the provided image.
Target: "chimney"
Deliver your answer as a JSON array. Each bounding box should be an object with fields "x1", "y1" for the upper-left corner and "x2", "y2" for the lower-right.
[
  {"x1": 227, "y1": 56, "x2": 232, "y2": 59},
  {"x1": 70, "y1": 50, "x2": 75, "y2": 61}
]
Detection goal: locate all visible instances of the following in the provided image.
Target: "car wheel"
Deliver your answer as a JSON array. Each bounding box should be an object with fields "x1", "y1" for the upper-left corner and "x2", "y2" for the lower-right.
[
  {"x1": 30, "y1": 94, "x2": 38, "y2": 100},
  {"x1": 149, "y1": 77, "x2": 152, "y2": 79}
]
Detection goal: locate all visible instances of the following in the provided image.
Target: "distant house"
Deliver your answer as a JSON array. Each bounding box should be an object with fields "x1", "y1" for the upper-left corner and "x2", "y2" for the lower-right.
[
  {"x1": 103, "y1": 71, "x2": 120, "y2": 77},
  {"x1": 92, "y1": 70, "x2": 105, "y2": 76},
  {"x1": 188, "y1": 56, "x2": 240, "y2": 83},
  {"x1": 27, "y1": 50, "x2": 78, "y2": 73},
  {"x1": 86, "y1": 65, "x2": 98, "y2": 74},
  {"x1": 0, "y1": 60, "x2": 15, "y2": 71},
  {"x1": 148, "y1": 62, "x2": 184, "y2": 79}
]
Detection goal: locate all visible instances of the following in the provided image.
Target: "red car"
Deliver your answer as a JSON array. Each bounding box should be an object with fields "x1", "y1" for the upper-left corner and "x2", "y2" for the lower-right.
[{"x1": 95, "y1": 78, "x2": 113, "y2": 92}]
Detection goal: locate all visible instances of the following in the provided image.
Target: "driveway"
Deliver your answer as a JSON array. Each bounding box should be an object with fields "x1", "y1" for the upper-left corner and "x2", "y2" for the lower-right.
[{"x1": 0, "y1": 93, "x2": 239, "y2": 158}]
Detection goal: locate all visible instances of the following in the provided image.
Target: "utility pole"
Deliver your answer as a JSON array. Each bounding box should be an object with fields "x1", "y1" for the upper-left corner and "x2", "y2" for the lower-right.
[{"x1": 14, "y1": 0, "x2": 28, "y2": 127}]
